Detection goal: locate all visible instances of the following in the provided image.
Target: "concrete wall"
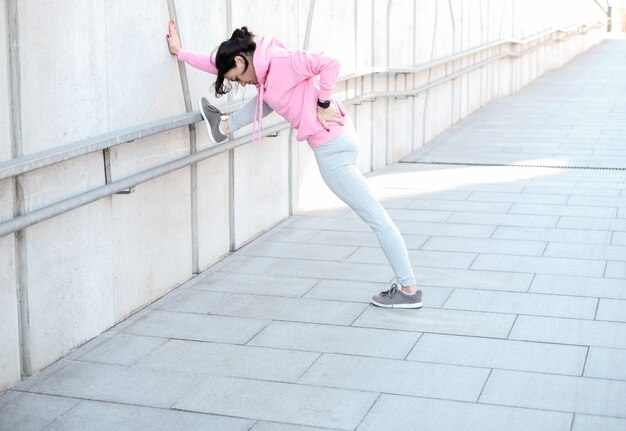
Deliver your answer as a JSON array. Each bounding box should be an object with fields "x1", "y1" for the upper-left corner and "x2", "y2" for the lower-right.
[{"x1": 0, "y1": 0, "x2": 607, "y2": 393}]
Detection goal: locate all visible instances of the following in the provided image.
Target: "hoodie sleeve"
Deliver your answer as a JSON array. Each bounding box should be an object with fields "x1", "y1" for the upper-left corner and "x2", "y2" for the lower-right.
[
  {"x1": 177, "y1": 49, "x2": 218, "y2": 74},
  {"x1": 290, "y1": 51, "x2": 340, "y2": 101}
]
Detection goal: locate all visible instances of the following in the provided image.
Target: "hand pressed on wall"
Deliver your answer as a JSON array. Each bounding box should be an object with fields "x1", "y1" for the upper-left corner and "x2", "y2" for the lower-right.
[{"x1": 166, "y1": 20, "x2": 181, "y2": 55}]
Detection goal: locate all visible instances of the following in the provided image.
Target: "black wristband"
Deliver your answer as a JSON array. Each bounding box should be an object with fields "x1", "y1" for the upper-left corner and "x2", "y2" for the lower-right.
[{"x1": 317, "y1": 99, "x2": 331, "y2": 109}]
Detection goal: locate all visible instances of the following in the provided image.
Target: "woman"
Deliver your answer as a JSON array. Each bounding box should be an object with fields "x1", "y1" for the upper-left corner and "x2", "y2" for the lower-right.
[{"x1": 166, "y1": 21, "x2": 422, "y2": 309}]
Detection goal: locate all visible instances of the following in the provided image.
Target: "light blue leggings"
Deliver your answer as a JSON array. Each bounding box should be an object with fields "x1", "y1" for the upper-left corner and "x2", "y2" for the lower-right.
[
  {"x1": 311, "y1": 125, "x2": 416, "y2": 286},
  {"x1": 226, "y1": 97, "x2": 416, "y2": 286}
]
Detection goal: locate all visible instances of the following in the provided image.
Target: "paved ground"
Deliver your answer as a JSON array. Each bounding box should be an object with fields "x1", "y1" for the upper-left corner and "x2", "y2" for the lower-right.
[{"x1": 2, "y1": 39, "x2": 626, "y2": 431}]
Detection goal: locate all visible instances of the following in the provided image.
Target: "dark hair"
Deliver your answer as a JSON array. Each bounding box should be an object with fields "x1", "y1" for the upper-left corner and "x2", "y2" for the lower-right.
[{"x1": 213, "y1": 26, "x2": 256, "y2": 97}]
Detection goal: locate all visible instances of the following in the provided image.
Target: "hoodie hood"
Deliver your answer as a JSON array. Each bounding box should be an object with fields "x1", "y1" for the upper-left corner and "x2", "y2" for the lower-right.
[
  {"x1": 250, "y1": 36, "x2": 288, "y2": 144},
  {"x1": 253, "y1": 36, "x2": 288, "y2": 86}
]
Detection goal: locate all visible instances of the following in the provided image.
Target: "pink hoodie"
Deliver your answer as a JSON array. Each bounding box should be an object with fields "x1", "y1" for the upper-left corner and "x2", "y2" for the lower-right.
[{"x1": 177, "y1": 35, "x2": 347, "y2": 148}]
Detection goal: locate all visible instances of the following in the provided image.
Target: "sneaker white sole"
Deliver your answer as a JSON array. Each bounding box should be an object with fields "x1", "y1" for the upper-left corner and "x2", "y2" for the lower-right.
[{"x1": 371, "y1": 299, "x2": 423, "y2": 309}]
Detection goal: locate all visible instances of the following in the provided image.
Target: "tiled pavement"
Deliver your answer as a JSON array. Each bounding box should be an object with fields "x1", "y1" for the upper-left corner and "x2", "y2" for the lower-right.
[{"x1": 2, "y1": 40, "x2": 626, "y2": 430}]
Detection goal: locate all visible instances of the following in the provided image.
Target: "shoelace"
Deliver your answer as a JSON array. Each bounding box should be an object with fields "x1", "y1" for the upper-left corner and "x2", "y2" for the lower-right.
[{"x1": 379, "y1": 283, "x2": 400, "y2": 297}]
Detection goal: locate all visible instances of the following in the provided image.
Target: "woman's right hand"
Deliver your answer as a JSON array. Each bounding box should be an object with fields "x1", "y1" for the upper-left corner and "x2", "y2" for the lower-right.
[{"x1": 166, "y1": 20, "x2": 181, "y2": 56}]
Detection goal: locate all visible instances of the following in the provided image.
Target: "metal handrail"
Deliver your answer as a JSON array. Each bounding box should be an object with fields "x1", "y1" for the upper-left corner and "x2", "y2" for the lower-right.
[
  {"x1": 0, "y1": 41, "x2": 508, "y2": 181},
  {"x1": 0, "y1": 18, "x2": 605, "y2": 182},
  {"x1": 0, "y1": 112, "x2": 200, "y2": 181},
  {"x1": 0, "y1": 19, "x2": 607, "y2": 237},
  {"x1": 0, "y1": 121, "x2": 291, "y2": 237}
]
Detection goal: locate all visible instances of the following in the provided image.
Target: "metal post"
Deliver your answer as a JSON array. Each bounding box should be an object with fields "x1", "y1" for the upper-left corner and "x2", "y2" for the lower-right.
[
  {"x1": 6, "y1": 0, "x2": 32, "y2": 379},
  {"x1": 167, "y1": 0, "x2": 198, "y2": 273}
]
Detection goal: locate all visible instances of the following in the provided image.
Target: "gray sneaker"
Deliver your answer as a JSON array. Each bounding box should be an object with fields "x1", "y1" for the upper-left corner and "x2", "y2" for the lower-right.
[
  {"x1": 371, "y1": 284, "x2": 422, "y2": 309},
  {"x1": 199, "y1": 96, "x2": 228, "y2": 144}
]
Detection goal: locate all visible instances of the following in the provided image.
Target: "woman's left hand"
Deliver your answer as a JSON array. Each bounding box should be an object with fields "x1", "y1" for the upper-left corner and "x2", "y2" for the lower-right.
[
  {"x1": 166, "y1": 20, "x2": 181, "y2": 55},
  {"x1": 317, "y1": 107, "x2": 344, "y2": 131}
]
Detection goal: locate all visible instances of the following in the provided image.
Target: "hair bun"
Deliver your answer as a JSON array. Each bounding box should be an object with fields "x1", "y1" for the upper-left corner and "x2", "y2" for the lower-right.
[{"x1": 230, "y1": 26, "x2": 254, "y2": 40}]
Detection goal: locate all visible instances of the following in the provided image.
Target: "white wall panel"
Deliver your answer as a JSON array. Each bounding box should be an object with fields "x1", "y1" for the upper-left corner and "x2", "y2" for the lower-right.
[
  {"x1": 196, "y1": 152, "x2": 230, "y2": 271},
  {"x1": 0, "y1": 0, "x2": 9, "y2": 162},
  {"x1": 25, "y1": 201, "x2": 114, "y2": 371},
  {"x1": 233, "y1": 134, "x2": 289, "y2": 248},
  {"x1": 18, "y1": 1, "x2": 108, "y2": 154},
  {"x1": 110, "y1": 171, "x2": 192, "y2": 321}
]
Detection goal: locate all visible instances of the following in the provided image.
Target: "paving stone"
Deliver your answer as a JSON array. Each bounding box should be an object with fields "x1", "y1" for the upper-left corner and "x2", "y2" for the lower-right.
[
  {"x1": 529, "y1": 274, "x2": 626, "y2": 299},
  {"x1": 605, "y1": 261, "x2": 626, "y2": 279},
  {"x1": 460, "y1": 183, "x2": 526, "y2": 193},
  {"x1": 346, "y1": 247, "x2": 477, "y2": 269},
  {"x1": 413, "y1": 266, "x2": 534, "y2": 291},
  {"x1": 510, "y1": 204, "x2": 616, "y2": 219},
  {"x1": 46, "y1": 399, "x2": 253, "y2": 431},
  {"x1": 262, "y1": 227, "x2": 323, "y2": 243},
  {"x1": 379, "y1": 196, "x2": 414, "y2": 209},
  {"x1": 301, "y1": 279, "x2": 391, "y2": 302},
  {"x1": 251, "y1": 422, "x2": 343, "y2": 431},
  {"x1": 0, "y1": 391, "x2": 80, "y2": 431},
  {"x1": 480, "y1": 369, "x2": 626, "y2": 418},
  {"x1": 447, "y1": 212, "x2": 558, "y2": 228},
  {"x1": 468, "y1": 191, "x2": 569, "y2": 205},
  {"x1": 510, "y1": 315, "x2": 626, "y2": 349},
  {"x1": 299, "y1": 353, "x2": 489, "y2": 401},
  {"x1": 295, "y1": 207, "x2": 352, "y2": 218},
  {"x1": 72, "y1": 333, "x2": 168, "y2": 365},
  {"x1": 613, "y1": 231, "x2": 626, "y2": 245},
  {"x1": 444, "y1": 289, "x2": 597, "y2": 319},
  {"x1": 596, "y1": 298, "x2": 626, "y2": 322},
  {"x1": 160, "y1": 289, "x2": 367, "y2": 325},
  {"x1": 395, "y1": 220, "x2": 496, "y2": 238},
  {"x1": 572, "y1": 415, "x2": 626, "y2": 431},
  {"x1": 12, "y1": 359, "x2": 127, "y2": 398},
  {"x1": 192, "y1": 253, "x2": 241, "y2": 273},
  {"x1": 64, "y1": 331, "x2": 117, "y2": 360},
  {"x1": 122, "y1": 309, "x2": 270, "y2": 344},
  {"x1": 135, "y1": 339, "x2": 319, "y2": 383},
  {"x1": 471, "y1": 254, "x2": 606, "y2": 276},
  {"x1": 408, "y1": 333, "x2": 586, "y2": 375},
  {"x1": 557, "y1": 216, "x2": 626, "y2": 231},
  {"x1": 308, "y1": 230, "x2": 429, "y2": 249},
  {"x1": 357, "y1": 394, "x2": 572, "y2": 431},
  {"x1": 74, "y1": 366, "x2": 209, "y2": 408},
  {"x1": 421, "y1": 236, "x2": 546, "y2": 256},
  {"x1": 360, "y1": 208, "x2": 452, "y2": 222},
  {"x1": 238, "y1": 241, "x2": 358, "y2": 262},
  {"x1": 302, "y1": 279, "x2": 452, "y2": 307},
  {"x1": 544, "y1": 242, "x2": 626, "y2": 261},
  {"x1": 584, "y1": 347, "x2": 626, "y2": 381},
  {"x1": 406, "y1": 199, "x2": 512, "y2": 213},
  {"x1": 393, "y1": 190, "x2": 471, "y2": 201},
  {"x1": 248, "y1": 321, "x2": 420, "y2": 359},
  {"x1": 218, "y1": 255, "x2": 395, "y2": 283},
  {"x1": 188, "y1": 272, "x2": 318, "y2": 297},
  {"x1": 109, "y1": 304, "x2": 159, "y2": 333},
  {"x1": 492, "y1": 226, "x2": 612, "y2": 244},
  {"x1": 173, "y1": 375, "x2": 378, "y2": 430},
  {"x1": 567, "y1": 195, "x2": 626, "y2": 207},
  {"x1": 522, "y1": 185, "x2": 621, "y2": 197},
  {"x1": 147, "y1": 284, "x2": 194, "y2": 309},
  {"x1": 287, "y1": 216, "x2": 373, "y2": 232},
  {"x1": 353, "y1": 306, "x2": 515, "y2": 338}
]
